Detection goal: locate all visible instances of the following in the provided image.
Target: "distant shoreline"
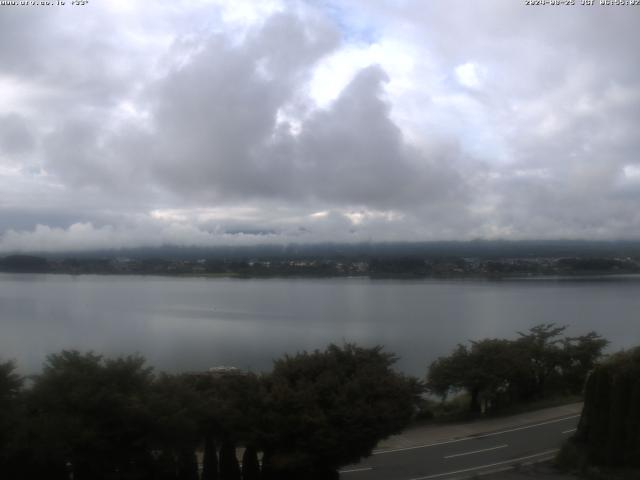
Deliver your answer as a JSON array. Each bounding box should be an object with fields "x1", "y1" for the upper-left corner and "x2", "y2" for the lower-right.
[
  {"x1": 3, "y1": 270, "x2": 640, "y2": 282},
  {"x1": 3, "y1": 252, "x2": 640, "y2": 280}
]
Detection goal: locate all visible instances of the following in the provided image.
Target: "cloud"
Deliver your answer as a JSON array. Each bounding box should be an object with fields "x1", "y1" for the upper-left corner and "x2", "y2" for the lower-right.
[
  {"x1": 0, "y1": 222, "x2": 282, "y2": 253},
  {"x1": 454, "y1": 62, "x2": 484, "y2": 89},
  {"x1": 0, "y1": 113, "x2": 35, "y2": 157},
  {"x1": 1, "y1": 0, "x2": 640, "y2": 251}
]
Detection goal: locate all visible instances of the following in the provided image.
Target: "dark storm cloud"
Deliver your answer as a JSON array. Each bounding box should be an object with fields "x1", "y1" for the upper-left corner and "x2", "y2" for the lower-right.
[
  {"x1": 44, "y1": 9, "x2": 463, "y2": 211},
  {"x1": 295, "y1": 66, "x2": 466, "y2": 208},
  {"x1": 146, "y1": 12, "x2": 341, "y2": 201},
  {"x1": 146, "y1": 48, "x2": 463, "y2": 208}
]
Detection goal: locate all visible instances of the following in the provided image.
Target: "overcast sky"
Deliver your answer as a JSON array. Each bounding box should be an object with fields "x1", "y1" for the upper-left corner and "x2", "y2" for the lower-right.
[{"x1": 1, "y1": 0, "x2": 639, "y2": 252}]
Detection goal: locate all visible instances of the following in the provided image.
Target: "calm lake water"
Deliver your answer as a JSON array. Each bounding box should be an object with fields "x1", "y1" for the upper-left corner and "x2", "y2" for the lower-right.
[{"x1": 1, "y1": 273, "x2": 639, "y2": 376}]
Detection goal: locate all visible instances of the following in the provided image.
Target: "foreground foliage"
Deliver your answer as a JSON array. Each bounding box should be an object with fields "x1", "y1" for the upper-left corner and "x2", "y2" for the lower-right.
[
  {"x1": 556, "y1": 346, "x2": 640, "y2": 479},
  {"x1": 575, "y1": 347, "x2": 640, "y2": 467},
  {"x1": 260, "y1": 345, "x2": 422, "y2": 478},
  {"x1": 0, "y1": 344, "x2": 422, "y2": 480}
]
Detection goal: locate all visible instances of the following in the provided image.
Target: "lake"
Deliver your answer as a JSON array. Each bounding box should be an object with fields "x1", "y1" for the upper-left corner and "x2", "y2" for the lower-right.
[{"x1": 1, "y1": 273, "x2": 639, "y2": 376}]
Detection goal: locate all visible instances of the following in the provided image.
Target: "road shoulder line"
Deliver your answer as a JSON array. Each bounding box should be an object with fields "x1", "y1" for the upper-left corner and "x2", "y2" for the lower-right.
[
  {"x1": 444, "y1": 444, "x2": 508, "y2": 459},
  {"x1": 372, "y1": 415, "x2": 579, "y2": 455},
  {"x1": 409, "y1": 449, "x2": 559, "y2": 480}
]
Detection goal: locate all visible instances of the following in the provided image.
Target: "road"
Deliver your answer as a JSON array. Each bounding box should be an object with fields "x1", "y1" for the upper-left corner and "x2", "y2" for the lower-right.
[{"x1": 339, "y1": 414, "x2": 580, "y2": 480}]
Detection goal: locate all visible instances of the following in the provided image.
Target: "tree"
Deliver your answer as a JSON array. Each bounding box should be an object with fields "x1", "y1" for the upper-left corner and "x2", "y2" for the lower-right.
[
  {"x1": 0, "y1": 361, "x2": 24, "y2": 477},
  {"x1": 561, "y1": 332, "x2": 609, "y2": 394},
  {"x1": 427, "y1": 340, "x2": 529, "y2": 413},
  {"x1": 187, "y1": 370, "x2": 264, "y2": 479},
  {"x1": 516, "y1": 324, "x2": 567, "y2": 399},
  {"x1": 426, "y1": 344, "x2": 469, "y2": 401},
  {"x1": 148, "y1": 373, "x2": 205, "y2": 479},
  {"x1": 575, "y1": 347, "x2": 640, "y2": 468},
  {"x1": 465, "y1": 339, "x2": 529, "y2": 412},
  {"x1": 259, "y1": 344, "x2": 423, "y2": 478},
  {"x1": 0, "y1": 360, "x2": 21, "y2": 401},
  {"x1": 427, "y1": 325, "x2": 608, "y2": 413},
  {"x1": 26, "y1": 351, "x2": 155, "y2": 480}
]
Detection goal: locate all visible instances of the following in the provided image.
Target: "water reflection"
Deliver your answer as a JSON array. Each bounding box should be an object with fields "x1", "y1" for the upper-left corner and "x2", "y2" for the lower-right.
[{"x1": 1, "y1": 274, "x2": 639, "y2": 376}]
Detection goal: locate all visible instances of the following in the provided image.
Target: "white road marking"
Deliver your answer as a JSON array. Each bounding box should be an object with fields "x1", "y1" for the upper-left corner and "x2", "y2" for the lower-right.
[
  {"x1": 562, "y1": 428, "x2": 577, "y2": 434},
  {"x1": 372, "y1": 415, "x2": 580, "y2": 455},
  {"x1": 409, "y1": 449, "x2": 560, "y2": 480},
  {"x1": 339, "y1": 467, "x2": 373, "y2": 474},
  {"x1": 467, "y1": 415, "x2": 580, "y2": 439},
  {"x1": 444, "y1": 444, "x2": 508, "y2": 459}
]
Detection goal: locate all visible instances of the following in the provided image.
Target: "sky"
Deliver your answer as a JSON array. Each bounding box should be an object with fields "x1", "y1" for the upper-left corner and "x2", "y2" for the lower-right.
[{"x1": 1, "y1": 0, "x2": 639, "y2": 252}]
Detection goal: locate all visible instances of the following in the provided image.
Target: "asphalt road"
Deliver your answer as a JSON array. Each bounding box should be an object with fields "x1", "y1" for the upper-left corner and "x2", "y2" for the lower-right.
[{"x1": 339, "y1": 414, "x2": 580, "y2": 480}]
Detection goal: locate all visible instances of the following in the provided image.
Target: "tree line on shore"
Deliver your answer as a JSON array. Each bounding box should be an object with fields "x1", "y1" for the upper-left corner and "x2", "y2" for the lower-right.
[
  {"x1": 3, "y1": 253, "x2": 639, "y2": 278},
  {"x1": 426, "y1": 324, "x2": 608, "y2": 414},
  {"x1": 0, "y1": 325, "x2": 610, "y2": 480}
]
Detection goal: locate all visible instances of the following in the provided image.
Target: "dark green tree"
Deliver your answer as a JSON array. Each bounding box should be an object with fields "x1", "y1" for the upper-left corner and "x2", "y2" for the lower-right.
[
  {"x1": 148, "y1": 373, "x2": 205, "y2": 479},
  {"x1": 516, "y1": 323, "x2": 567, "y2": 399},
  {"x1": 0, "y1": 360, "x2": 21, "y2": 401},
  {"x1": 260, "y1": 344, "x2": 422, "y2": 478},
  {"x1": 427, "y1": 325, "x2": 607, "y2": 413},
  {"x1": 560, "y1": 332, "x2": 609, "y2": 394},
  {"x1": 26, "y1": 351, "x2": 155, "y2": 480},
  {"x1": 426, "y1": 344, "x2": 469, "y2": 401},
  {"x1": 187, "y1": 369, "x2": 264, "y2": 444},
  {"x1": 466, "y1": 339, "x2": 528, "y2": 412},
  {"x1": 188, "y1": 370, "x2": 265, "y2": 479},
  {"x1": 575, "y1": 347, "x2": 640, "y2": 467},
  {"x1": 427, "y1": 340, "x2": 529, "y2": 413}
]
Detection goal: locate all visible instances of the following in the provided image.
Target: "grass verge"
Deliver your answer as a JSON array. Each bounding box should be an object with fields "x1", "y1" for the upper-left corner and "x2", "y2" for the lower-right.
[{"x1": 413, "y1": 394, "x2": 582, "y2": 426}]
